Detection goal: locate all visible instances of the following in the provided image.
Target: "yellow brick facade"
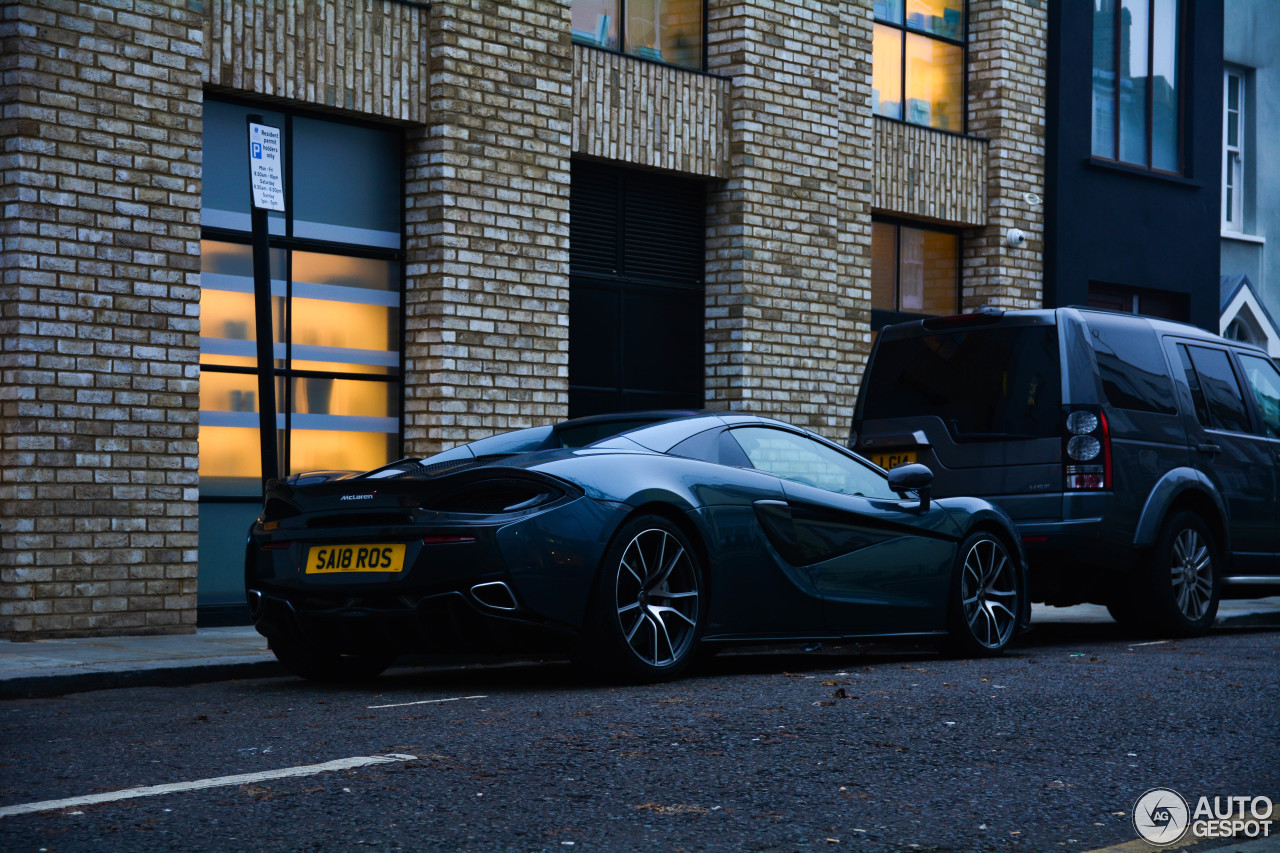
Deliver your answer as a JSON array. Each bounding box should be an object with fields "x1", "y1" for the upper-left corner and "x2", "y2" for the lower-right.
[
  {"x1": 1, "y1": 0, "x2": 205, "y2": 637},
  {"x1": 1, "y1": 0, "x2": 1046, "y2": 638}
]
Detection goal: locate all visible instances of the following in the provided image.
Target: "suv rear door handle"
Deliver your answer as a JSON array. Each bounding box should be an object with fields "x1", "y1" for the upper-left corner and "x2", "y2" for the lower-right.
[{"x1": 1197, "y1": 443, "x2": 1221, "y2": 455}]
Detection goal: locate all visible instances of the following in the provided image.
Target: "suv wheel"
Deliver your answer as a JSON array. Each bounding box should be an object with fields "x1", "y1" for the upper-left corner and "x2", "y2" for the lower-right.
[{"x1": 1124, "y1": 510, "x2": 1221, "y2": 637}]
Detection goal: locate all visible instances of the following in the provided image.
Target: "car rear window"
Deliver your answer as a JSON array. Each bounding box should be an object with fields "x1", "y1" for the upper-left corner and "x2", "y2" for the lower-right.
[
  {"x1": 1081, "y1": 313, "x2": 1177, "y2": 415},
  {"x1": 559, "y1": 418, "x2": 661, "y2": 448},
  {"x1": 862, "y1": 325, "x2": 1062, "y2": 440}
]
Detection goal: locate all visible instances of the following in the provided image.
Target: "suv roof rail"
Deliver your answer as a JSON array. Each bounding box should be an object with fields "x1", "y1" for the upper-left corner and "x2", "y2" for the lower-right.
[
  {"x1": 1065, "y1": 304, "x2": 1132, "y2": 316},
  {"x1": 1065, "y1": 304, "x2": 1217, "y2": 332},
  {"x1": 1065, "y1": 304, "x2": 1175, "y2": 322},
  {"x1": 921, "y1": 305, "x2": 1005, "y2": 330}
]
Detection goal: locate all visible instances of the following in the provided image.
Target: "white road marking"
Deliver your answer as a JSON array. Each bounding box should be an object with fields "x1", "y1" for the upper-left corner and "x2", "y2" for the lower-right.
[
  {"x1": 0, "y1": 753, "x2": 417, "y2": 819},
  {"x1": 1131, "y1": 640, "x2": 1170, "y2": 647},
  {"x1": 367, "y1": 694, "x2": 488, "y2": 710}
]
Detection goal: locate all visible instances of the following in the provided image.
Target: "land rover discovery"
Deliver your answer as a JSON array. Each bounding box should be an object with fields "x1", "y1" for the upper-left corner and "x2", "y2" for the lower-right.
[{"x1": 851, "y1": 307, "x2": 1280, "y2": 636}]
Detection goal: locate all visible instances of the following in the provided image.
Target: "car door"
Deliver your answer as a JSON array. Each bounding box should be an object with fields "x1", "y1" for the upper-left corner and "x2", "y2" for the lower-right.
[
  {"x1": 1232, "y1": 351, "x2": 1280, "y2": 576},
  {"x1": 1166, "y1": 340, "x2": 1277, "y2": 571},
  {"x1": 726, "y1": 425, "x2": 959, "y2": 636}
]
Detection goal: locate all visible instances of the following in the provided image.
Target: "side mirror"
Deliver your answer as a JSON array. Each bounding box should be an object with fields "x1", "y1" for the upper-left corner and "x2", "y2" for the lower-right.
[{"x1": 887, "y1": 463, "x2": 934, "y2": 512}]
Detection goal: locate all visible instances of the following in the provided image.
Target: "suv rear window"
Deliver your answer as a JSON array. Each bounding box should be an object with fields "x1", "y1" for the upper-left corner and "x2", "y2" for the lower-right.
[
  {"x1": 863, "y1": 325, "x2": 1062, "y2": 440},
  {"x1": 1081, "y1": 313, "x2": 1177, "y2": 415}
]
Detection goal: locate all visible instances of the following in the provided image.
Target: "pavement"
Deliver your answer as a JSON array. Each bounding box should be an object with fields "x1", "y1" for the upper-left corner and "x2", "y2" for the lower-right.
[
  {"x1": 0, "y1": 624, "x2": 284, "y2": 700},
  {"x1": 1, "y1": 597, "x2": 1277, "y2": 701}
]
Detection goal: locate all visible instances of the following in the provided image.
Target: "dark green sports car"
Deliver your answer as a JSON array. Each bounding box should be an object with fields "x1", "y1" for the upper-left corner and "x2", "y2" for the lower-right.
[{"x1": 246, "y1": 411, "x2": 1029, "y2": 683}]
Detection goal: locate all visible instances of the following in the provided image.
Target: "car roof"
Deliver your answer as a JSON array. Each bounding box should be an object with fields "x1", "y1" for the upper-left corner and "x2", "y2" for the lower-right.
[
  {"x1": 878, "y1": 306, "x2": 1269, "y2": 357},
  {"x1": 588, "y1": 411, "x2": 821, "y2": 455}
]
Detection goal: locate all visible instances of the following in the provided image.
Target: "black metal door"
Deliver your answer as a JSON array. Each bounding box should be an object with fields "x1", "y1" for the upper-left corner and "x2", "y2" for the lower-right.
[{"x1": 569, "y1": 160, "x2": 706, "y2": 418}]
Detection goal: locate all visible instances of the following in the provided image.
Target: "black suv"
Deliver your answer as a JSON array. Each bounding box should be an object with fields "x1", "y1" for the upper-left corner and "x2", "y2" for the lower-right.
[{"x1": 851, "y1": 307, "x2": 1280, "y2": 636}]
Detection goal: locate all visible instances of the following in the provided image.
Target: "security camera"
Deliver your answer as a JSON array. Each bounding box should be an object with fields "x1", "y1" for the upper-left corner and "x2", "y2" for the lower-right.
[{"x1": 1005, "y1": 228, "x2": 1026, "y2": 248}]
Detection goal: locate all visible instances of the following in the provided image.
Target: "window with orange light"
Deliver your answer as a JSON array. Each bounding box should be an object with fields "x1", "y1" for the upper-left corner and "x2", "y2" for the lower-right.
[
  {"x1": 199, "y1": 99, "x2": 403, "y2": 498},
  {"x1": 873, "y1": 0, "x2": 965, "y2": 132},
  {"x1": 571, "y1": 0, "x2": 705, "y2": 71},
  {"x1": 870, "y1": 218, "x2": 960, "y2": 331}
]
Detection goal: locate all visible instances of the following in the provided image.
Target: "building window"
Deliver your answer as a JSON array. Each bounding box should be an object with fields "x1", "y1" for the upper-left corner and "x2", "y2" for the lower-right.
[
  {"x1": 1086, "y1": 281, "x2": 1188, "y2": 322},
  {"x1": 1223, "y1": 67, "x2": 1246, "y2": 231},
  {"x1": 871, "y1": 220, "x2": 959, "y2": 328},
  {"x1": 571, "y1": 0, "x2": 705, "y2": 71},
  {"x1": 1225, "y1": 317, "x2": 1261, "y2": 347},
  {"x1": 872, "y1": 0, "x2": 965, "y2": 132},
  {"x1": 199, "y1": 99, "x2": 404, "y2": 497},
  {"x1": 569, "y1": 160, "x2": 705, "y2": 417},
  {"x1": 1091, "y1": 0, "x2": 1182, "y2": 173}
]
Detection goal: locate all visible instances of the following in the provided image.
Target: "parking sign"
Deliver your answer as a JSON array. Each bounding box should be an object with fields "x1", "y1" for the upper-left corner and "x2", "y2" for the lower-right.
[{"x1": 248, "y1": 122, "x2": 284, "y2": 212}]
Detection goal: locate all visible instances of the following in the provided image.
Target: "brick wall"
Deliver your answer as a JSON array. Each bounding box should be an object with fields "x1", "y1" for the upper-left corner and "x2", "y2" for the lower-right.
[
  {"x1": 704, "y1": 0, "x2": 870, "y2": 440},
  {"x1": 205, "y1": 0, "x2": 429, "y2": 122},
  {"x1": 572, "y1": 45, "x2": 730, "y2": 179},
  {"x1": 0, "y1": 0, "x2": 206, "y2": 638},
  {"x1": 838, "y1": 4, "x2": 877, "y2": 401},
  {"x1": 402, "y1": 0, "x2": 574, "y2": 455},
  {"x1": 963, "y1": 0, "x2": 1047, "y2": 309},
  {"x1": 873, "y1": 119, "x2": 988, "y2": 227},
  {"x1": 0, "y1": 0, "x2": 430, "y2": 639},
  {"x1": 0, "y1": 0, "x2": 1044, "y2": 638}
]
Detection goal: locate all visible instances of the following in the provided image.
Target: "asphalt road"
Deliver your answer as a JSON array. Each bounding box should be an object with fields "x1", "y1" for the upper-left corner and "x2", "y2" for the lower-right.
[{"x1": 1, "y1": 621, "x2": 1277, "y2": 853}]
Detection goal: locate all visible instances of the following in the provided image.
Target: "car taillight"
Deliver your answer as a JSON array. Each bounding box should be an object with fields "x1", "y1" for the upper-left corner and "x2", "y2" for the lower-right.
[
  {"x1": 1064, "y1": 407, "x2": 1110, "y2": 490},
  {"x1": 422, "y1": 535, "x2": 476, "y2": 545}
]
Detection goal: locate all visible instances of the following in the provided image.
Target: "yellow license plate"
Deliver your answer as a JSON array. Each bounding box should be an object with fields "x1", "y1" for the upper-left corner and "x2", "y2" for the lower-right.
[
  {"x1": 306, "y1": 544, "x2": 406, "y2": 574},
  {"x1": 869, "y1": 450, "x2": 918, "y2": 470}
]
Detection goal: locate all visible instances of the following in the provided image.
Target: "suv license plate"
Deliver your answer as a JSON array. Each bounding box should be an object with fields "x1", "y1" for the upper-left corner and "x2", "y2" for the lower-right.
[
  {"x1": 869, "y1": 450, "x2": 917, "y2": 470},
  {"x1": 306, "y1": 544, "x2": 406, "y2": 574}
]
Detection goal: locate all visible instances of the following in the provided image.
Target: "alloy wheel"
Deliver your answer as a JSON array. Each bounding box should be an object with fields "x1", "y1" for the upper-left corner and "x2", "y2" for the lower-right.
[
  {"x1": 960, "y1": 537, "x2": 1018, "y2": 650},
  {"x1": 1169, "y1": 527, "x2": 1213, "y2": 621},
  {"x1": 614, "y1": 527, "x2": 700, "y2": 668}
]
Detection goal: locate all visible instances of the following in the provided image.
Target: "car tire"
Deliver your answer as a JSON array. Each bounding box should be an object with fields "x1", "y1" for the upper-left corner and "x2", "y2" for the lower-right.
[
  {"x1": 269, "y1": 631, "x2": 395, "y2": 683},
  {"x1": 581, "y1": 515, "x2": 705, "y2": 683},
  {"x1": 1104, "y1": 594, "x2": 1149, "y2": 631},
  {"x1": 1136, "y1": 510, "x2": 1221, "y2": 637},
  {"x1": 944, "y1": 532, "x2": 1021, "y2": 657}
]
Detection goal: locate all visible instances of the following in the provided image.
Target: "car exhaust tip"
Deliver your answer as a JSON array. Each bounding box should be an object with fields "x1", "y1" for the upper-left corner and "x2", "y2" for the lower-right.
[{"x1": 470, "y1": 581, "x2": 518, "y2": 611}]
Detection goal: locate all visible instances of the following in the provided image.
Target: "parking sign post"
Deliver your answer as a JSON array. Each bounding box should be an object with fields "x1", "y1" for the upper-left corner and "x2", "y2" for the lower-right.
[{"x1": 247, "y1": 115, "x2": 284, "y2": 491}]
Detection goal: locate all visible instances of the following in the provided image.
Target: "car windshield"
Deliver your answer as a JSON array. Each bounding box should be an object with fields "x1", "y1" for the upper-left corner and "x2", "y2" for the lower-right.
[{"x1": 863, "y1": 325, "x2": 1062, "y2": 440}]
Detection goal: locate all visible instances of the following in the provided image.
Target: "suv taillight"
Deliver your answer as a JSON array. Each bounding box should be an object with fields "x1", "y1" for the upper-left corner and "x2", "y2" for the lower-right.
[{"x1": 1064, "y1": 407, "x2": 1110, "y2": 490}]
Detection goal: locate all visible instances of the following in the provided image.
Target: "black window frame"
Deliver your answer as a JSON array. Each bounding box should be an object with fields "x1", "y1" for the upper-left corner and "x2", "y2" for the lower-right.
[
  {"x1": 872, "y1": 0, "x2": 969, "y2": 135},
  {"x1": 568, "y1": 158, "x2": 707, "y2": 419},
  {"x1": 570, "y1": 0, "x2": 710, "y2": 74},
  {"x1": 1090, "y1": 0, "x2": 1185, "y2": 175},
  {"x1": 870, "y1": 216, "x2": 963, "y2": 332},
  {"x1": 198, "y1": 95, "x2": 407, "y2": 501}
]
